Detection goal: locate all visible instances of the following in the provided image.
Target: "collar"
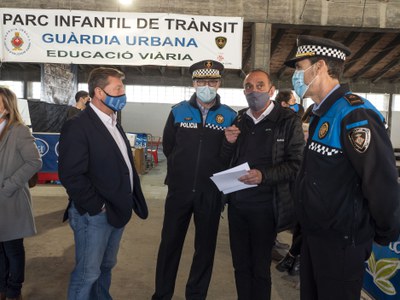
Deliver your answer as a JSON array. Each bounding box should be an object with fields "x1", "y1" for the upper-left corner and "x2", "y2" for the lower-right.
[
  {"x1": 90, "y1": 102, "x2": 117, "y2": 126},
  {"x1": 312, "y1": 83, "x2": 350, "y2": 117},
  {"x1": 196, "y1": 98, "x2": 216, "y2": 112},
  {"x1": 312, "y1": 84, "x2": 340, "y2": 112},
  {"x1": 246, "y1": 101, "x2": 275, "y2": 123}
]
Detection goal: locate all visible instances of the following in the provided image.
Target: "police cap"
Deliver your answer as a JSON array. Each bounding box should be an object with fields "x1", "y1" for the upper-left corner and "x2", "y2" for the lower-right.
[
  {"x1": 285, "y1": 35, "x2": 351, "y2": 68},
  {"x1": 189, "y1": 60, "x2": 224, "y2": 79}
]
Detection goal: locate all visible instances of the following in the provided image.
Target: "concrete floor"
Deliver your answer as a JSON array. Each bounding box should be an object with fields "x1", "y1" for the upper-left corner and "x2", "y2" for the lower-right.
[{"x1": 26, "y1": 158, "x2": 300, "y2": 300}]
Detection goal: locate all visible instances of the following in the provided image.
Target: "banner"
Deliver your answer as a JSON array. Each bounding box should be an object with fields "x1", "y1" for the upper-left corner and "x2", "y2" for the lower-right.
[
  {"x1": 0, "y1": 8, "x2": 243, "y2": 68},
  {"x1": 363, "y1": 240, "x2": 400, "y2": 299},
  {"x1": 33, "y1": 133, "x2": 60, "y2": 172}
]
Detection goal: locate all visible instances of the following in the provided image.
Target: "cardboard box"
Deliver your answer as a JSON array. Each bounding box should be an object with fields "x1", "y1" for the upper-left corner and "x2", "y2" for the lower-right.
[{"x1": 133, "y1": 148, "x2": 146, "y2": 175}]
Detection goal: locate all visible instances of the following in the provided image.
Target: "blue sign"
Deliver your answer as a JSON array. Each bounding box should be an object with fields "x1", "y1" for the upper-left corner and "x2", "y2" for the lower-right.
[
  {"x1": 33, "y1": 133, "x2": 60, "y2": 172},
  {"x1": 363, "y1": 239, "x2": 400, "y2": 299}
]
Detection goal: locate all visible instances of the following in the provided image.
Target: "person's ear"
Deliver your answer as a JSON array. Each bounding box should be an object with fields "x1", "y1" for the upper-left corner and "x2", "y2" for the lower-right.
[{"x1": 269, "y1": 86, "x2": 275, "y2": 96}]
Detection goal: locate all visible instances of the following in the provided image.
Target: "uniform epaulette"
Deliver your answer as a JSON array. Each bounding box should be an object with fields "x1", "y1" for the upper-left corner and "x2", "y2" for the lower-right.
[{"x1": 344, "y1": 94, "x2": 364, "y2": 106}]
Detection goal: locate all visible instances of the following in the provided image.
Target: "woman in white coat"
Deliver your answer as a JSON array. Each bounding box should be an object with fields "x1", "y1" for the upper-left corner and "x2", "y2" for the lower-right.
[{"x1": 0, "y1": 87, "x2": 42, "y2": 300}]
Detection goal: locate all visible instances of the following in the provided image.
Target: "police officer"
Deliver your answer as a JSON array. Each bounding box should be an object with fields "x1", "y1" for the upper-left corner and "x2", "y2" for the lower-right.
[
  {"x1": 152, "y1": 60, "x2": 236, "y2": 300},
  {"x1": 285, "y1": 35, "x2": 400, "y2": 300}
]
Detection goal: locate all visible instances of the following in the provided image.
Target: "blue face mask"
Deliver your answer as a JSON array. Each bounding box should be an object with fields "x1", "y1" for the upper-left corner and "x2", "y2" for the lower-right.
[
  {"x1": 196, "y1": 86, "x2": 217, "y2": 103},
  {"x1": 292, "y1": 64, "x2": 317, "y2": 99},
  {"x1": 289, "y1": 103, "x2": 299, "y2": 113},
  {"x1": 245, "y1": 91, "x2": 270, "y2": 112},
  {"x1": 102, "y1": 89, "x2": 127, "y2": 111}
]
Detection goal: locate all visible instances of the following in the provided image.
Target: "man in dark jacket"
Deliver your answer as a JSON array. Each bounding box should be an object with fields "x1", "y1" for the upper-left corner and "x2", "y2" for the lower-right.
[
  {"x1": 285, "y1": 35, "x2": 400, "y2": 300},
  {"x1": 222, "y1": 69, "x2": 304, "y2": 300},
  {"x1": 152, "y1": 60, "x2": 236, "y2": 300},
  {"x1": 59, "y1": 67, "x2": 148, "y2": 300}
]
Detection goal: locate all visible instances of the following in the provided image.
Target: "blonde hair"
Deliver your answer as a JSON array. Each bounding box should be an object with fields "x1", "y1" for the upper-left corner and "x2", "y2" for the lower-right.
[{"x1": 0, "y1": 86, "x2": 24, "y2": 141}]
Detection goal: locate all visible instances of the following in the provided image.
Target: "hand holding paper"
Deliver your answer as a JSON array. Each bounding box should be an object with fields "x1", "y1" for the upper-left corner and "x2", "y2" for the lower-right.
[{"x1": 210, "y1": 162, "x2": 257, "y2": 194}]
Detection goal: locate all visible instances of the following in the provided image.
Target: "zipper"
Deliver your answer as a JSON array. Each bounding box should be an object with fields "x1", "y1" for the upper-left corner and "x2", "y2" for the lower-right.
[
  {"x1": 351, "y1": 183, "x2": 359, "y2": 247},
  {"x1": 192, "y1": 138, "x2": 203, "y2": 192},
  {"x1": 192, "y1": 107, "x2": 206, "y2": 192}
]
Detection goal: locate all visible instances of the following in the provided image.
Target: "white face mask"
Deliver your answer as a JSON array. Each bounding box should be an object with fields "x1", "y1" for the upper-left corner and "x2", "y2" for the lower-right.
[{"x1": 196, "y1": 86, "x2": 217, "y2": 103}]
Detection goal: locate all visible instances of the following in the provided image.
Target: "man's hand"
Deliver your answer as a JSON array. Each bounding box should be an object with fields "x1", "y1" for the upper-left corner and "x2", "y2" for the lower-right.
[
  {"x1": 239, "y1": 169, "x2": 262, "y2": 185},
  {"x1": 225, "y1": 125, "x2": 241, "y2": 143}
]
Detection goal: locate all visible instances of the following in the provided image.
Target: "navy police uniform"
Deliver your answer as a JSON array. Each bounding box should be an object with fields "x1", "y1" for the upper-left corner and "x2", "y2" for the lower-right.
[
  {"x1": 286, "y1": 36, "x2": 400, "y2": 300},
  {"x1": 152, "y1": 60, "x2": 236, "y2": 300}
]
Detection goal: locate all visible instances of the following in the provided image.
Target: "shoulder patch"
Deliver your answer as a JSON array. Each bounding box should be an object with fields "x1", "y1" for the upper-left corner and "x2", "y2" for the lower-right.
[
  {"x1": 344, "y1": 94, "x2": 364, "y2": 106},
  {"x1": 348, "y1": 127, "x2": 370, "y2": 153}
]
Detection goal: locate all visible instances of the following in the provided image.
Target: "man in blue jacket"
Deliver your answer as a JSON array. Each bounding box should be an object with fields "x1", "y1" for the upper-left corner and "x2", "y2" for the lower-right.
[
  {"x1": 285, "y1": 35, "x2": 400, "y2": 300},
  {"x1": 152, "y1": 60, "x2": 236, "y2": 300}
]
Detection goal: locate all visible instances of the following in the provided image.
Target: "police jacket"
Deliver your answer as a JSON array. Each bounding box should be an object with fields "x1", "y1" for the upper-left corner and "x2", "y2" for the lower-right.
[
  {"x1": 295, "y1": 84, "x2": 400, "y2": 246},
  {"x1": 221, "y1": 102, "x2": 304, "y2": 232},
  {"x1": 163, "y1": 93, "x2": 236, "y2": 192}
]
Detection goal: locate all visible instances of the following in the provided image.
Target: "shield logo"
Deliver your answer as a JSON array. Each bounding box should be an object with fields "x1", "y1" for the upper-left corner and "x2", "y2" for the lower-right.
[
  {"x1": 348, "y1": 128, "x2": 370, "y2": 153},
  {"x1": 216, "y1": 114, "x2": 224, "y2": 124},
  {"x1": 11, "y1": 32, "x2": 24, "y2": 51},
  {"x1": 318, "y1": 122, "x2": 329, "y2": 139},
  {"x1": 215, "y1": 37, "x2": 227, "y2": 49}
]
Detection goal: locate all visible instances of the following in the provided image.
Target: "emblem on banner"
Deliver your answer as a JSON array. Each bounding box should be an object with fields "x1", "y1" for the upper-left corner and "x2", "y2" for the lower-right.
[
  {"x1": 55, "y1": 142, "x2": 60, "y2": 157},
  {"x1": 215, "y1": 114, "x2": 224, "y2": 124},
  {"x1": 318, "y1": 122, "x2": 329, "y2": 139},
  {"x1": 11, "y1": 32, "x2": 24, "y2": 50},
  {"x1": 34, "y1": 138, "x2": 50, "y2": 157},
  {"x1": 215, "y1": 37, "x2": 227, "y2": 49},
  {"x1": 348, "y1": 127, "x2": 370, "y2": 153},
  {"x1": 4, "y1": 28, "x2": 31, "y2": 56}
]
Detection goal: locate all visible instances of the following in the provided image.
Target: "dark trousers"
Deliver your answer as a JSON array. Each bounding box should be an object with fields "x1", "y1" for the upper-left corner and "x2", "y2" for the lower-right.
[
  {"x1": 0, "y1": 239, "x2": 25, "y2": 298},
  {"x1": 289, "y1": 223, "x2": 302, "y2": 256},
  {"x1": 152, "y1": 189, "x2": 221, "y2": 300},
  {"x1": 301, "y1": 234, "x2": 373, "y2": 300},
  {"x1": 228, "y1": 201, "x2": 276, "y2": 300}
]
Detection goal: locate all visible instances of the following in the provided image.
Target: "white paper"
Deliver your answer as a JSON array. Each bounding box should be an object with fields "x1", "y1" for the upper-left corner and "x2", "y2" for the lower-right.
[{"x1": 210, "y1": 162, "x2": 257, "y2": 194}]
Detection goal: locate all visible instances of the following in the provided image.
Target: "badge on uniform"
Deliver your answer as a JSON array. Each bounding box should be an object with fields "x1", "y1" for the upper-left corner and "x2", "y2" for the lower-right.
[
  {"x1": 318, "y1": 122, "x2": 329, "y2": 139},
  {"x1": 215, "y1": 114, "x2": 224, "y2": 124},
  {"x1": 348, "y1": 127, "x2": 371, "y2": 153}
]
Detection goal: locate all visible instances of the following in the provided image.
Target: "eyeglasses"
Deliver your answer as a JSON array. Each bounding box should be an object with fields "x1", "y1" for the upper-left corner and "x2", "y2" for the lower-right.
[{"x1": 194, "y1": 79, "x2": 220, "y2": 87}]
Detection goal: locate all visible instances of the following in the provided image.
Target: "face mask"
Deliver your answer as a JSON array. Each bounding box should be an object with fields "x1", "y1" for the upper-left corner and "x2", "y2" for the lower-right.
[
  {"x1": 196, "y1": 86, "x2": 217, "y2": 103},
  {"x1": 102, "y1": 89, "x2": 127, "y2": 111},
  {"x1": 245, "y1": 91, "x2": 270, "y2": 111},
  {"x1": 292, "y1": 64, "x2": 317, "y2": 99},
  {"x1": 289, "y1": 103, "x2": 299, "y2": 113}
]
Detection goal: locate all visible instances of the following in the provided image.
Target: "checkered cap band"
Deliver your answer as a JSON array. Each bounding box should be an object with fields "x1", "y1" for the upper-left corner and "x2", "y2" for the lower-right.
[
  {"x1": 192, "y1": 69, "x2": 221, "y2": 78},
  {"x1": 296, "y1": 45, "x2": 347, "y2": 61},
  {"x1": 308, "y1": 141, "x2": 342, "y2": 156}
]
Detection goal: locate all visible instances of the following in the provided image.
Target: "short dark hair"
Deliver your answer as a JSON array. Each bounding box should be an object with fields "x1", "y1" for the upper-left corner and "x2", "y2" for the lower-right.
[
  {"x1": 88, "y1": 67, "x2": 125, "y2": 98},
  {"x1": 275, "y1": 90, "x2": 293, "y2": 104},
  {"x1": 309, "y1": 56, "x2": 345, "y2": 80},
  {"x1": 75, "y1": 90, "x2": 89, "y2": 103}
]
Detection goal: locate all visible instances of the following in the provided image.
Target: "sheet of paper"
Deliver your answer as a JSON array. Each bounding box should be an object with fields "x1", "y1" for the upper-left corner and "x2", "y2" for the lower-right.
[{"x1": 210, "y1": 162, "x2": 257, "y2": 194}]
